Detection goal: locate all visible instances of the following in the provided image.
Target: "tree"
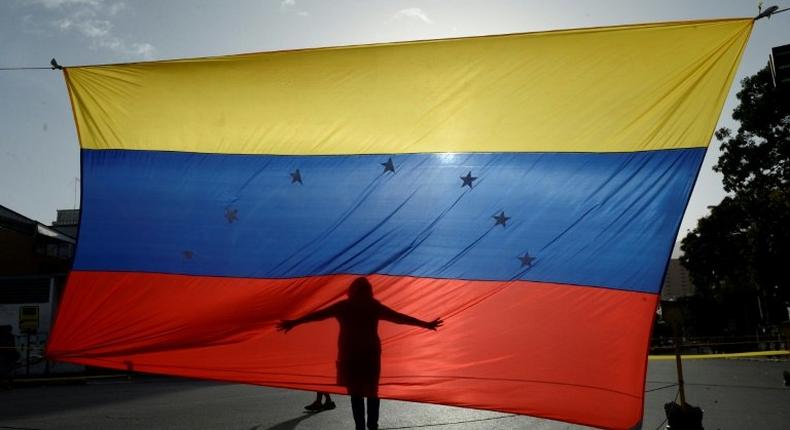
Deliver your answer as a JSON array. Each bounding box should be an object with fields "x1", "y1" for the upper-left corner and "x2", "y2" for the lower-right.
[{"x1": 680, "y1": 66, "x2": 790, "y2": 335}]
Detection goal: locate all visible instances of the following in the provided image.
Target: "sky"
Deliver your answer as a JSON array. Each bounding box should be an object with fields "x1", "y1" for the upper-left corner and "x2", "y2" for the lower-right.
[{"x1": 1, "y1": 0, "x2": 788, "y2": 254}]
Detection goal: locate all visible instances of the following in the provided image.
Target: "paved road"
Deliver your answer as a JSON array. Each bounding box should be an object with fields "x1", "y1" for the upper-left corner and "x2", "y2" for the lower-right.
[{"x1": 1, "y1": 359, "x2": 788, "y2": 430}]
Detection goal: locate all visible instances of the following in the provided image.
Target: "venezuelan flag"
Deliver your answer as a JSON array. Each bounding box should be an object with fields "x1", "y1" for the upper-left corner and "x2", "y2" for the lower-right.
[{"x1": 48, "y1": 19, "x2": 752, "y2": 429}]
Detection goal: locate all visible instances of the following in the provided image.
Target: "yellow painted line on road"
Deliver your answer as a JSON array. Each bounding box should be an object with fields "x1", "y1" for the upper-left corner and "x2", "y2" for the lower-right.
[{"x1": 649, "y1": 350, "x2": 789, "y2": 360}]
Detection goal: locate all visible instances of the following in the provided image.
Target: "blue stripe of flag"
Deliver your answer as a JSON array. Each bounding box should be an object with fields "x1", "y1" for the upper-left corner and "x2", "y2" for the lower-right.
[{"x1": 75, "y1": 148, "x2": 703, "y2": 293}]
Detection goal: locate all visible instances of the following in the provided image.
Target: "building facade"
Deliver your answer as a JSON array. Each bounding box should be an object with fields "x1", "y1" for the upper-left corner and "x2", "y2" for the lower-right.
[{"x1": 0, "y1": 205, "x2": 79, "y2": 375}]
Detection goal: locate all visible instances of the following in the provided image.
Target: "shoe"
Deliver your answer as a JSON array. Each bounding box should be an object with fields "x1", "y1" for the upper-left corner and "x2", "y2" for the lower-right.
[
  {"x1": 322, "y1": 400, "x2": 336, "y2": 410},
  {"x1": 304, "y1": 400, "x2": 323, "y2": 411}
]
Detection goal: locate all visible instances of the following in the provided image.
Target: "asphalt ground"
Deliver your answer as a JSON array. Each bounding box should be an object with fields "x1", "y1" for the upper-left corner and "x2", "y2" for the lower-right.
[{"x1": 1, "y1": 359, "x2": 788, "y2": 430}]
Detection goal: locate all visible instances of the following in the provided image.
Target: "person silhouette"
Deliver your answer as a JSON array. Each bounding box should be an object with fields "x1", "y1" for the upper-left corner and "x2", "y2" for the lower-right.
[{"x1": 277, "y1": 277, "x2": 443, "y2": 430}]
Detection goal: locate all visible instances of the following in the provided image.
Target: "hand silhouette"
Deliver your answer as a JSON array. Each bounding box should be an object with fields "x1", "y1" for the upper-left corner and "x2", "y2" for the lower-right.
[
  {"x1": 425, "y1": 318, "x2": 443, "y2": 330},
  {"x1": 277, "y1": 320, "x2": 296, "y2": 333}
]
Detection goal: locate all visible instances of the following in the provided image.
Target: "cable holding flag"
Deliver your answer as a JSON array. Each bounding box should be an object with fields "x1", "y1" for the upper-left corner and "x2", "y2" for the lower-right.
[{"x1": 755, "y1": 4, "x2": 790, "y2": 20}]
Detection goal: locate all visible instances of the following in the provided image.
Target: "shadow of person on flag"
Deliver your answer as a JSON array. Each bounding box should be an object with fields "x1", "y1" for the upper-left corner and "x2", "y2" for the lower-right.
[{"x1": 277, "y1": 277, "x2": 443, "y2": 430}]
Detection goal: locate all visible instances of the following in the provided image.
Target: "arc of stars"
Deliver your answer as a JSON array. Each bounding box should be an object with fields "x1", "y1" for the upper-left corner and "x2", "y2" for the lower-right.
[{"x1": 199, "y1": 159, "x2": 543, "y2": 273}]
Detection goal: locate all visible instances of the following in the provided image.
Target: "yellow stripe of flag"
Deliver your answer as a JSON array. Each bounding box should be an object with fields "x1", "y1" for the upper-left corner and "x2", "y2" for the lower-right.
[{"x1": 66, "y1": 18, "x2": 752, "y2": 155}]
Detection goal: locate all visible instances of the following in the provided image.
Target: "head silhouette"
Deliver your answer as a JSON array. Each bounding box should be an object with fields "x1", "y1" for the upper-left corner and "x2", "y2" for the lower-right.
[{"x1": 348, "y1": 277, "x2": 374, "y2": 302}]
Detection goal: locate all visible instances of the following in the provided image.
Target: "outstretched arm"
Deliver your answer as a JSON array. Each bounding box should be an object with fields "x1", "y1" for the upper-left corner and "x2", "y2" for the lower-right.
[
  {"x1": 277, "y1": 304, "x2": 339, "y2": 333},
  {"x1": 380, "y1": 305, "x2": 443, "y2": 330}
]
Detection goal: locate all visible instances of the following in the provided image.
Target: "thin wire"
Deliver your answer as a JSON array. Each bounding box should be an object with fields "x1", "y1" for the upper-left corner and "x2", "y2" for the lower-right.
[
  {"x1": 645, "y1": 382, "x2": 679, "y2": 393},
  {"x1": 0, "y1": 427, "x2": 43, "y2": 430},
  {"x1": 0, "y1": 66, "x2": 54, "y2": 71},
  {"x1": 0, "y1": 8, "x2": 787, "y2": 72},
  {"x1": 775, "y1": 6, "x2": 790, "y2": 14}
]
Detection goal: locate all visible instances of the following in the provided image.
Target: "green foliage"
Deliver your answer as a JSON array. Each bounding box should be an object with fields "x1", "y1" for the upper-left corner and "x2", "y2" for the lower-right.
[
  {"x1": 714, "y1": 67, "x2": 790, "y2": 195},
  {"x1": 680, "y1": 66, "x2": 790, "y2": 333}
]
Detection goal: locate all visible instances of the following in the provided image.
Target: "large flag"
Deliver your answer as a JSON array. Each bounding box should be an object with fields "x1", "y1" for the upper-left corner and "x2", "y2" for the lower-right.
[{"x1": 48, "y1": 19, "x2": 752, "y2": 429}]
